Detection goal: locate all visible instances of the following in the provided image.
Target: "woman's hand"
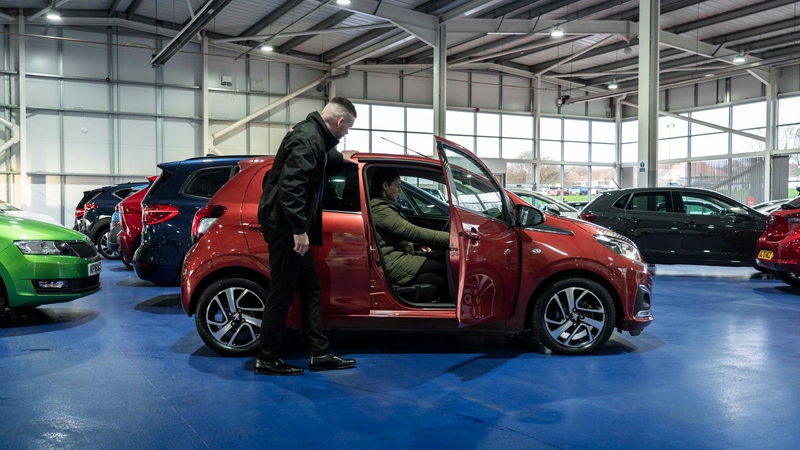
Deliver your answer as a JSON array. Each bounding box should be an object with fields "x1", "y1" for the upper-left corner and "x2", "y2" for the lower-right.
[{"x1": 420, "y1": 246, "x2": 432, "y2": 252}]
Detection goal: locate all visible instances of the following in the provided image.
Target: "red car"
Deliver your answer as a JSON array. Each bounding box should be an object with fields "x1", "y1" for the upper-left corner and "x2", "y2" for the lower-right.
[
  {"x1": 181, "y1": 137, "x2": 653, "y2": 356},
  {"x1": 755, "y1": 197, "x2": 800, "y2": 286},
  {"x1": 118, "y1": 176, "x2": 157, "y2": 269}
]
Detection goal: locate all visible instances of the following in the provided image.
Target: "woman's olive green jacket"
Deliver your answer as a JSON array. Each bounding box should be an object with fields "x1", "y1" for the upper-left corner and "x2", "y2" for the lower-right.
[{"x1": 370, "y1": 196, "x2": 449, "y2": 285}]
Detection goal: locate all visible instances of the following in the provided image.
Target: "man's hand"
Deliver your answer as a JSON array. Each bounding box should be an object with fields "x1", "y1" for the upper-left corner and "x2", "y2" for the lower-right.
[
  {"x1": 293, "y1": 232, "x2": 310, "y2": 255},
  {"x1": 340, "y1": 150, "x2": 358, "y2": 164}
]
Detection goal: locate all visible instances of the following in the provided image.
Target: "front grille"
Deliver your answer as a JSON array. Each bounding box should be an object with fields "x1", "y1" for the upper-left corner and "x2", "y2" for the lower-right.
[
  {"x1": 67, "y1": 241, "x2": 98, "y2": 259},
  {"x1": 32, "y1": 275, "x2": 101, "y2": 294}
]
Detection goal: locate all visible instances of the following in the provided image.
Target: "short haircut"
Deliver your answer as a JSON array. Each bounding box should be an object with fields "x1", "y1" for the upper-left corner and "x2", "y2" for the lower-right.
[
  {"x1": 370, "y1": 168, "x2": 400, "y2": 197},
  {"x1": 329, "y1": 96, "x2": 357, "y2": 118}
]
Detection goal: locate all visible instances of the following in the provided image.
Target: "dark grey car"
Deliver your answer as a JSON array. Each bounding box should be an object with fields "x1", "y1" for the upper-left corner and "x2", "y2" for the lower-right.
[{"x1": 580, "y1": 187, "x2": 767, "y2": 266}]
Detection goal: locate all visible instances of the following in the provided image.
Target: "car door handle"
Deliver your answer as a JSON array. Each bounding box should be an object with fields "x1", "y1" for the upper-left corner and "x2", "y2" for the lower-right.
[
  {"x1": 459, "y1": 230, "x2": 480, "y2": 241},
  {"x1": 248, "y1": 223, "x2": 262, "y2": 231},
  {"x1": 626, "y1": 217, "x2": 639, "y2": 224},
  {"x1": 686, "y1": 221, "x2": 697, "y2": 228}
]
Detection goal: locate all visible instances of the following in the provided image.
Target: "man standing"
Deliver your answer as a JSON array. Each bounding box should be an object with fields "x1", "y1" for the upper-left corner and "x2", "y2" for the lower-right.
[{"x1": 255, "y1": 97, "x2": 358, "y2": 376}]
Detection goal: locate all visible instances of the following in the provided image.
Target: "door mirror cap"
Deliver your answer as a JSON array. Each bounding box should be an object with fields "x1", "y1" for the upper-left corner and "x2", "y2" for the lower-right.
[{"x1": 516, "y1": 204, "x2": 545, "y2": 227}]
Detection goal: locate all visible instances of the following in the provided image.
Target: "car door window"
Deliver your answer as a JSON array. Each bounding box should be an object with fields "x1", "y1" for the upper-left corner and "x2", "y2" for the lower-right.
[
  {"x1": 443, "y1": 154, "x2": 505, "y2": 221},
  {"x1": 626, "y1": 193, "x2": 673, "y2": 212},
  {"x1": 399, "y1": 178, "x2": 449, "y2": 219},
  {"x1": 322, "y1": 163, "x2": 360, "y2": 212},
  {"x1": 681, "y1": 194, "x2": 740, "y2": 216},
  {"x1": 182, "y1": 166, "x2": 237, "y2": 198}
]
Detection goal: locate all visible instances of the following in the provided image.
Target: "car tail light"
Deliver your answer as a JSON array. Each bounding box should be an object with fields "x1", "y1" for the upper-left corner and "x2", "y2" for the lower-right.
[
  {"x1": 580, "y1": 212, "x2": 596, "y2": 222},
  {"x1": 143, "y1": 204, "x2": 180, "y2": 225},
  {"x1": 192, "y1": 205, "x2": 227, "y2": 242},
  {"x1": 75, "y1": 208, "x2": 85, "y2": 219},
  {"x1": 786, "y1": 212, "x2": 800, "y2": 224},
  {"x1": 85, "y1": 202, "x2": 97, "y2": 211}
]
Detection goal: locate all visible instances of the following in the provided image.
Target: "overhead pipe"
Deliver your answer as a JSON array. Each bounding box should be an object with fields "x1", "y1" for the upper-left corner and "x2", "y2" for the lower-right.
[{"x1": 316, "y1": 66, "x2": 350, "y2": 91}]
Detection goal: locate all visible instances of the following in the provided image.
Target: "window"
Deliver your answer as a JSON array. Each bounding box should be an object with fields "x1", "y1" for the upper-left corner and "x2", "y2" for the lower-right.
[
  {"x1": 407, "y1": 108, "x2": 433, "y2": 133},
  {"x1": 502, "y1": 114, "x2": 532, "y2": 139},
  {"x1": 540, "y1": 117, "x2": 562, "y2": 140},
  {"x1": 691, "y1": 108, "x2": 729, "y2": 135},
  {"x1": 680, "y1": 194, "x2": 741, "y2": 216},
  {"x1": 627, "y1": 193, "x2": 671, "y2": 212},
  {"x1": 398, "y1": 178, "x2": 448, "y2": 219},
  {"x1": 592, "y1": 121, "x2": 615, "y2": 143},
  {"x1": 182, "y1": 166, "x2": 236, "y2": 198},
  {"x1": 372, "y1": 105, "x2": 404, "y2": 131},
  {"x1": 564, "y1": 119, "x2": 589, "y2": 142},
  {"x1": 442, "y1": 145, "x2": 504, "y2": 220},
  {"x1": 323, "y1": 163, "x2": 360, "y2": 212},
  {"x1": 477, "y1": 113, "x2": 500, "y2": 136},
  {"x1": 447, "y1": 110, "x2": 474, "y2": 135}
]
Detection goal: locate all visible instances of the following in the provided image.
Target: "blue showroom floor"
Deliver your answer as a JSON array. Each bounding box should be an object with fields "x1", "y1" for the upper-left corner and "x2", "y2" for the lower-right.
[{"x1": 1, "y1": 260, "x2": 799, "y2": 449}]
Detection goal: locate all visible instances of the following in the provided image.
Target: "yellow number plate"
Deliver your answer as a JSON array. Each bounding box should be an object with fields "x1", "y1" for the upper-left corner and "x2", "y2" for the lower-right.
[{"x1": 758, "y1": 249, "x2": 773, "y2": 260}]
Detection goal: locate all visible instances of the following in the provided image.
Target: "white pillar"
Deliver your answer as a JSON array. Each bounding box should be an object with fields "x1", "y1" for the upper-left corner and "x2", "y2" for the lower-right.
[
  {"x1": 433, "y1": 25, "x2": 447, "y2": 138},
  {"x1": 533, "y1": 76, "x2": 541, "y2": 190},
  {"x1": 765, "y1": 67, "x2": 780, "y2": 201},
  {"x1": 202, "y1": 34, "x2": 209, "y2": 156},
  {"x1": 18, "y1": 13, "x2": 27, "y2": 208},
  {"x1": 615, "y1": 96, "x2": 623, "y2": 187},
  {"x1": 637, "y1": 0, "x2": 660, "y2": 187}
]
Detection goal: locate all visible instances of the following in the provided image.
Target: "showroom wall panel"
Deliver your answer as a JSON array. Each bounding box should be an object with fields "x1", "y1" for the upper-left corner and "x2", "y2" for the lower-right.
[
  {"x1": 209, "y1": 50, "x2": 245, "y2": 91},
  {"x1": 779, "y1": 65, "x2": 799, "y2": 93},
  {"x1": 501, "y1": 76, "x2": 530, "y2": 112},
  {"x1": 163, "y1": 119, "x2": 200, "y2": 162},
  {"x1": 209, "y1": 90, "x2": 247, "y2": 120},
  {"x1": 403, "y1": 71, "x2": 434, "y2": 105},
  {"x1": 26, "y1": 78, "x2": 60, "y2": 108},
  {"x1": 731, "y1": 74, "x2": 764, "y2": 102},
  {"x1": 210, "y1": 122, "x2": 247, "y2": 154},
  {"x1": 249, "y1": 60, "x2": 285, "y2": 93},
  {"x1": 163, "y1": 42, "x2": 202, "y2": 87},
  {"x1": 64, "y1": 81, "x2": 109, "y2": 111},
  {"x1": 696, "y1": 79, "x2": 724, "y2": 108},
  {"x1": 115, "y1": 36, "x2": 157, "y2": 83},
  {"x1": 667, "y1": 85, "x2": 695, "y2": 111},
  {"x1": 64, "y1": 113, "x2": 112, "y2": 174},
  {"x1": 334, "y1": 70, "x2": 364, "y2": 100},
  {"x1": 447, "y1": 71, "x2": 469, "y2": 108},
  {"x1": 293, "y1": 64, "x2": 330, "y2": 93},
  {"x1": 26, "y1": 112, "x2": 60, "y2": 174},
  {"x1": 118, "y1": 85, "x2": 156, "y2": 114},
  {"x1": 471, "y1": 73, "x2": 500, "y2": 110},
  {"x1": 29, "y1": 174, "x2": 61, "y2": 225},
  {"x1": 250, "y1": 95, "x2": 288, "y2": 123},
  {"x1": 63, "y1": 29, "x2": 110, "y2": 79},
  {"x1": 288, "y1": 97, "x2": 325, "y2": 124},
  {"x1": 250, "y1": 123, "x2": 289, "y2": 155},
  {"x1": 118, "y1": 116, "x2": 156, "y2": 175},
  {"x1": 539, "y1": 81, "x2": 561, "y2": 115},
  {"x1": 163, "y1": 88, "x2": 199, "y2": 118},
  {"x1": 25, "y1": 28, "x2": 58, "y2": 75},
  {"x1": 366, "y1": 72, "x2": 401, "y2": 102}
]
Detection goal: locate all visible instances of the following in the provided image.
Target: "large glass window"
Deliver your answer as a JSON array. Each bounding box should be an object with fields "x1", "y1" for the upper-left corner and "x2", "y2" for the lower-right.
[
  {"x1": 691, "y1": 107, "x2": 730, "y2": 135},
  {"x1": 446, "y1": 110, "x2": 474, "y2": 135},
  {"x1": 477, "y1": 113, "x2": 500, "y2": 136},
  {"x1": 372, "y1": 105, "x2": 404, "y2": 131},
  {"x1": 779, "y1": 96, "x2": 800, "y2": 150},
  {"x1": 564, "y1": 119, "x2": 589, "y2": 142},
  {"x1": 502, "y1": 138, "x2": 532, "y2": 159},
  {"x1": 540, "y1": 117, "x2": 562, "y2": 140},
  {"x1": 407, "y1": 108, "x2": 433, "y2": 133},
  {"x1": 592, "y1": 121, "x2": 615, "y2": 143},
  {"x1": 502, "y1": 114, "x2": 532, "y2": 139}
]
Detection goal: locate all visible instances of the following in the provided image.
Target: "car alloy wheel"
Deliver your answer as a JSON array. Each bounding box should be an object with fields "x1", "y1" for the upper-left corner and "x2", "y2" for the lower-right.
[
  {"x1": 533, "y1": 277, "x2": 616, "y2": 355},
  {"x1": 97, "y1": 229, "x2": 121, "y2": 260},
  {"x1": 195, "y1": 277, "x2": 266, "y2": 356}
]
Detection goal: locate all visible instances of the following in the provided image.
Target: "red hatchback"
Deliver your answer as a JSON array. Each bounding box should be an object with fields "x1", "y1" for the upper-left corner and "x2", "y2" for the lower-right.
[
  {"x1": 118, "y1": 176, "x2": 156, "y2": 269},
  {"x1": 755, "y1": 197, "x2": 800, "y2": 286},
  {"x1": 181, "y1": 138, "x2": 653, "y2": 356}
]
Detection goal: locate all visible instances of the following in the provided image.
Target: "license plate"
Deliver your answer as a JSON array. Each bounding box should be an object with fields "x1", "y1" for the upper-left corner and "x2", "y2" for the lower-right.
[
  {"x1": 88, "y1": 261, "x2": 102, "y2": 276},
  {"x1": 758, "y1": 249, "x2": 773, "y2": 260}
]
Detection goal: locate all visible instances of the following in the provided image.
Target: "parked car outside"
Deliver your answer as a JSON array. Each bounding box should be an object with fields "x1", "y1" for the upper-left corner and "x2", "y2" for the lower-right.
[
  {"x1": 134, "y1": 156, "x2": 248, "y2": 286},
  {"x1": 567, "y1": 200, "x2": 589, "y2": 211},
  {"x1": 80, "y1": 181, "x2": 148, "y2": 260},
  {"x1": 580, "y1": 187, "x2": 766, "y2": 266},
  {"x1": 0, "y1": 200, "x2": 61, "y2": 226},
  {"x1": 755, "y1": 197, "x2": 800, "y2": 286},
  {"x1": 509, "y1": 189, "x2": 580, "y2": 218},
  {"x1": 0, "y1": 215, "x2": 101, "y2": 313},
  {"x1": 181, "y1": 137, "x2": 653, "y2": 357}
]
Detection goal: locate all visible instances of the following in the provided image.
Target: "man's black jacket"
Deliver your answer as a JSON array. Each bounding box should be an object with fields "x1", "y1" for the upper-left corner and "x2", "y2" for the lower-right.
[{"x1": 257, "y1": 111, "x2": 343, "y2": 246}]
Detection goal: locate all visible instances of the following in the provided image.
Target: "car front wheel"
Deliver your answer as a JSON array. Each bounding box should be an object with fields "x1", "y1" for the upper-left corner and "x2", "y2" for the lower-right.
[
  {"x1": 532, "y1": 277, "x2": 616, "y2": 355},
  {"x1": 195, "y1": 277, "x2": 267, "y2": 356},
  {"x1": 97, "y1": 228, "x2": 121, "y2": 260},
  {"x1": 776, "y1": 270, "x2": 800, "y2": 288}
]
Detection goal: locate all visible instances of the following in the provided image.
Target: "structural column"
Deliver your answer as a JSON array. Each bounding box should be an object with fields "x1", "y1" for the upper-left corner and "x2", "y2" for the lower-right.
[
  {"x1": 533, "y1": 76, "x2": 541, "y2": 189},
  {"x1": 433, "y1": 25, "x2": 446, "y2": 138},
  {"x1": 764, "y1": 67, "x2": 780, "y2": 201},
  {"x1": 18, "y1": 13, "x2": 27, "y2": 208},
  {"x1": 202, "y1": 34, "x2": 209, "y2": 156},
  {"x1": 637, "y1": 0, "x2": 659, "y2": 187}
]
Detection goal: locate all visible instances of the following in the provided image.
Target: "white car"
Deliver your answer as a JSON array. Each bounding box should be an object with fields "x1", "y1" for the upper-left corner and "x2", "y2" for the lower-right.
[
  {"x1": 0, "y1": 200, "x2": 62, "y2": 226},
  {"x1": 509, "y1": 189, "x2": 580, "y2": 218}
]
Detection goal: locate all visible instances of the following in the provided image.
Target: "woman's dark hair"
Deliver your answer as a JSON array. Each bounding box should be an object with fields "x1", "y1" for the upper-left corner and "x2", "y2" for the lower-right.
[{"x1": 370, "y1": 168, "x2": 401, "y2": 197}]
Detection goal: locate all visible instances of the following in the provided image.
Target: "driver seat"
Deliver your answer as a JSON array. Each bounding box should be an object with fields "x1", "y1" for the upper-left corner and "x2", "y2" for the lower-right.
[{"x1": 392, "y1": 284, "x2": 438, "y2": 303}]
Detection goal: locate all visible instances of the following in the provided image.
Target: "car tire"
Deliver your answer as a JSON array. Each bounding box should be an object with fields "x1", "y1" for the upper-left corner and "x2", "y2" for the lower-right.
[
  {"x1": 532, "y1": 277, "x2": 616, "y2": 355},
  {"x1": 121, "y1": 258, "x2": 133, "y2": 270},
  {"x1": 97, "y1": 228, "x2": 121, "y2": 260},
  {"x1": 195, "y1": 277, "x2": 267, "y2": 356},
  {"x1": 776, "y1": 270, "x2": 800, "y2": 288},
  {"x1": 753, "y1": 264, "x2": 770, "y2": 274}
]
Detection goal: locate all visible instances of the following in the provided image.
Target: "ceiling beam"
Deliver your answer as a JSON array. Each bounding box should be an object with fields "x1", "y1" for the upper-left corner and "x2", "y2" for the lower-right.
[
  {"x1": 125, "y1": 0, "x2": 146, "y2": 18},
  {"x1": 277, "y1": 10, "x2": 353, "y2": 53},
  {"x1": 107, "y1": 0, "x2": 123, "y2": 18},
  {"x1": 478, "y1": 0, "x2": 544, "y2": 19},
  {"x1": 439, "y1": 0, "x2": 508, "y2": 25},
  {"x1": 322, "y1": 28, "x2": 396, "y2": 61},
  {"x1": 668, "y1": 0, "x2": 798, "y2": 35},
  {"x1": 332, "y1": 31, "x2": 416, "y2": 67},
  {"x1": 515, "y1": 0, "x2": 584, "y2": 20},
  {"x1": 331, "y1": 0, "x2": 438, "y2": 46},
  {"x1": 737, "y1": 31, "x2": 800, "y2": 53},
  {"x1": 709, "y1": 17, "x2": 800, "y2": 46},
  {"x1": 237, "y1": 0, "x2": 305, "y2": 39}
]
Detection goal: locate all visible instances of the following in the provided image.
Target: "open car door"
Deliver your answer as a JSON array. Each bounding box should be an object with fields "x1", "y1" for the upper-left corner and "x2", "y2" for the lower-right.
[{"x1": 435, "y1": 137, "x2": 521, "y2": 326}]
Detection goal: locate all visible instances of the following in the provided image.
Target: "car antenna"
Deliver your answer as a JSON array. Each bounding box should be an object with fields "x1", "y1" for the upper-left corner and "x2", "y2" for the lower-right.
[
  {"x1": 380, "y1": 137, "x2": 432, "y2": 159},
  {"x1": 610, "y1": 179, "x2": 621, "y2": 189}
]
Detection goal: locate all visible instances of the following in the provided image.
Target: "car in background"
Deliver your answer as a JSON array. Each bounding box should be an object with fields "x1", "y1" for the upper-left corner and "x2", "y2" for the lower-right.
[
  {"x1": 180, "y1": 137, "x2": 653, "y2": 358},
  {"x1": 566, "y1": 200, "x2": 589, "y2": 211},
  {"x1": 80, "y1": 181, "x2": 149, "y2": 260},
  {"x1": 580, "y1": 187, "x2": 766, "y2": 266},
  {"x1": 73, "y1": 188, "x2": 102, "y2": 231},
  {"x1": 108, "y1": 209, "x2": 121, "y2": 254},
  {"x1": 0, "y1": 215, "x2": 101, "y2": 313},
  {"x1": 508, "y1": 189, "x2": 580, "y2": 218},
  {"x1": 0, "y1": 200, "x2": 61, "y2": 226},
  {"x1": 117, "y1": 178, "x2": 158, "y2": 270},
  {"x1": 755, "y1": 197, "x2": 800, "y2": 286},
  {"x1": 134, "y1": 156, "x2": 248, "y2": 286},
  {"x1": 753, "y1": 198, "x2": 792, "y2": 216}
]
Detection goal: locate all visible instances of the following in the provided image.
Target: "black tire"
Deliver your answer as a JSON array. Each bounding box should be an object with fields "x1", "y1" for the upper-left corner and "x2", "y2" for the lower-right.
[
  {"x1": 777, "y1": 270, "x2": 800, "y2": 288},
  {"x1": 753, "y1": 264, "x2": 770, "y2": 274},
  {"x1": 0, "y1": 286, "x2": 6, "y2": 315},
  {"x1": 532, "y1": 277, "x2": 616, "y2": 355},
  {"x1": 97, "y1": 227, "x2": 121, "y2": 260},
  {"x1": 195, "y1": 277, "x2": 267, "y2": 356},
  {"x1": 121, "y1": 258, "x2": 133, "y2": 269}
]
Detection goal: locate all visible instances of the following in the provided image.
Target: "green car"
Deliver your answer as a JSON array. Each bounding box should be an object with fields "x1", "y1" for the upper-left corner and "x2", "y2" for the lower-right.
[{"x1": 0, "y1": 215, "x2": 102, "y2": 312}]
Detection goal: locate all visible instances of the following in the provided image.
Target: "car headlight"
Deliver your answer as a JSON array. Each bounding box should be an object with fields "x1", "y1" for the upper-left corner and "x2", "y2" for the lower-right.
[
  {"x1": 14, "y1": 240, "x2": 73, "y2": 255},
  {"x1": 594, "y1": 235, "x2": 643, "y2": 262}
]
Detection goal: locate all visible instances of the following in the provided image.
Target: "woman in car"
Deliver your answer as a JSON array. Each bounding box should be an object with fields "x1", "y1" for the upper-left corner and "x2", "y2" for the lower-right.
[{"x1": 369, "y1": 168, "x2": 450, "y2": 302}]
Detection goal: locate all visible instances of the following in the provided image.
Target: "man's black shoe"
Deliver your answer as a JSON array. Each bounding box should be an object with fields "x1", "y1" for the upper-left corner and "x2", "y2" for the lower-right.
[
  {"x1": 309, "y1": 353, "x2": 356, "y2": 371},
  {"x1": 254, "y1": 358, "x2": 304, "y2": 376}
]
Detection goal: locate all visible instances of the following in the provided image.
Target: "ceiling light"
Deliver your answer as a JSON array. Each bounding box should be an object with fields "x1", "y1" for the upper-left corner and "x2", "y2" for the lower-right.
[
  {"x1": 608, "y1": 80, "x2": 618, "y2": 90},
  {"x1": 733, "y1": 51, "x2": 746, "y2": 63},
  {"x1": 336, "y1": 0, "x2": 351, "y2": 4},
  {"x1": 623, "y1": 47, "x2": 633, "y2": 55},
  {"x1": 46, "y1": 10, "x2": 61, "y2": 20},
  {"x1": 487, "y1": 32, "x2": 526, "y2": 35},
  {"x1": 260, "y1": 44, "x2": 274, "y2": 52},
  {"x1": 705, "y1": 73, "x2": 714, "y2": 77},
  {"x1": 551, "y1": 26, "x2": 564, "y2": 37}
]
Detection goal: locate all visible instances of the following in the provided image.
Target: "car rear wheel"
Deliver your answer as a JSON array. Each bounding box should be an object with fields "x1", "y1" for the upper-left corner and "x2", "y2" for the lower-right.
[
  {"x1": 532, "y1": 277, "x2": 616, "y2": 355},
  {"x1": 195, "y1": 277, "x2": 266, "y2": 356},
  {"x1": 97, "y1": 228, "x2": 121, "y2": 260},
  {"x1": 776, "y1": 270, "x2": 800, "y2": 288}
]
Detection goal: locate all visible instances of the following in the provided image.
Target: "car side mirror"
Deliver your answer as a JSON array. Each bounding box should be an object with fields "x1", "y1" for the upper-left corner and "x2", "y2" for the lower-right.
[{"x1": 516, "y1": 204, "x2": 545, "y2": 227}]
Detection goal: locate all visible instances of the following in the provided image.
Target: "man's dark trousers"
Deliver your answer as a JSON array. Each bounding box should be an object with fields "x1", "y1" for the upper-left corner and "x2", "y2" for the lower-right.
[{"x1": 257, "y1": 227, "x2": 331, "y2": 361}]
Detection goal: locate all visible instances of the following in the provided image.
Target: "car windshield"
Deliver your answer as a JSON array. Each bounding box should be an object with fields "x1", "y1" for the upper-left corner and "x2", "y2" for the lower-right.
[{"x1": 0, "y1": 201, "x2": 21, "y2": 212}]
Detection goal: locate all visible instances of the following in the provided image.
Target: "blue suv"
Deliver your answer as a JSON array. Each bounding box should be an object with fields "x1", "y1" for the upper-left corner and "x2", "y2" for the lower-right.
[{"x1": 133, "y1": 155, "x2": 248, "y2": 286}]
